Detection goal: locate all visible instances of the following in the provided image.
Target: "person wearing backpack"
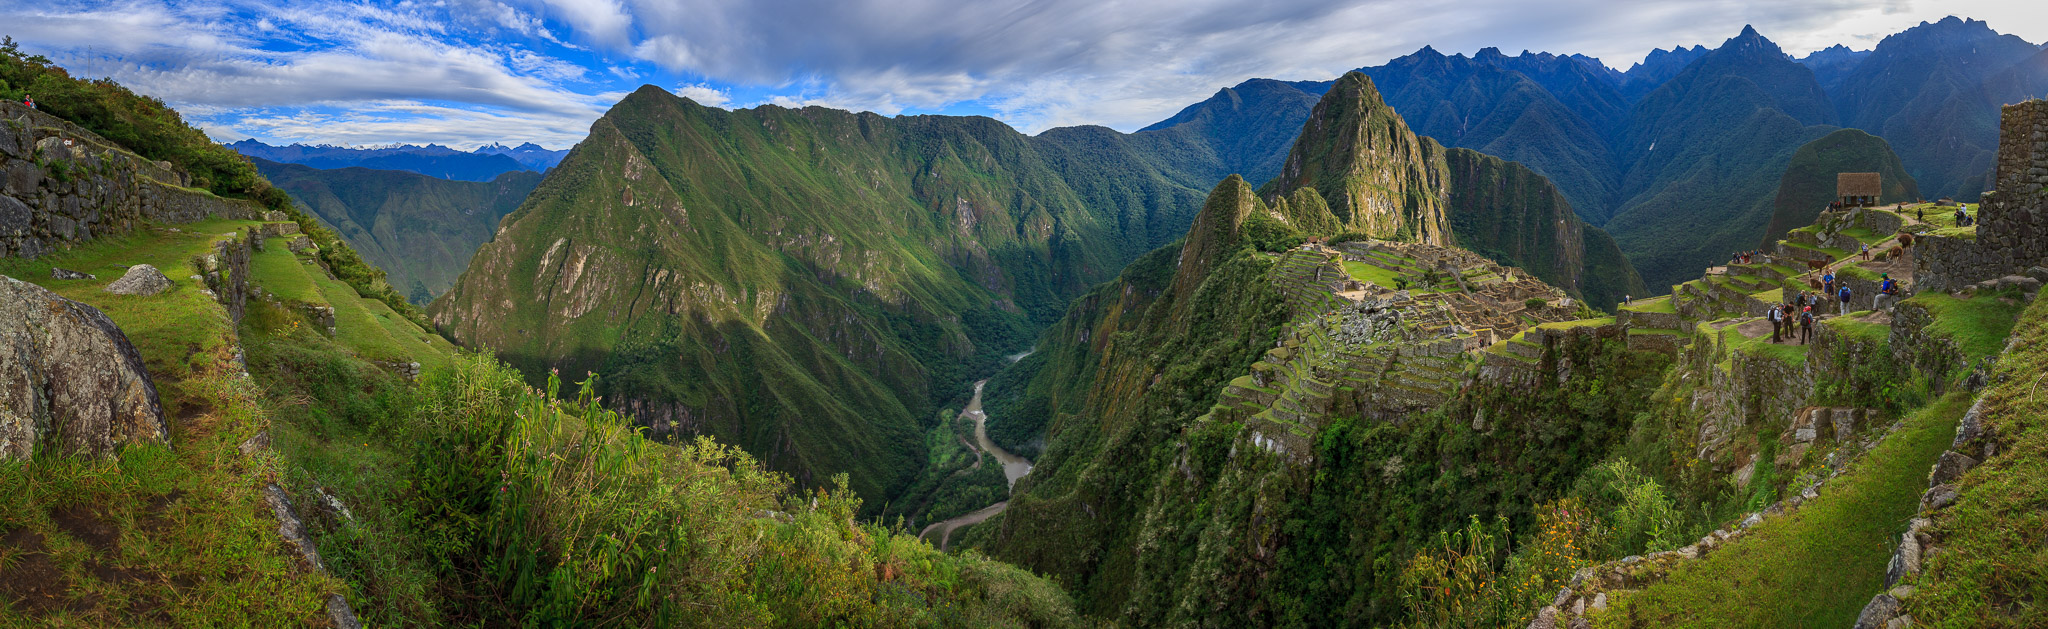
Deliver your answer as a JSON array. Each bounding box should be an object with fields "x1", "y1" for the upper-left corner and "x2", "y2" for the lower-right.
[
  {"x1": 1838, "y1": 284, "x2": 1853, "y2": 316},
  {"x1": 1874, "y1": 273, "x2": 1898, "y2": 311},
  {"x1": 1799, "y1": 306, "x2": 1815, "y2": 345}
]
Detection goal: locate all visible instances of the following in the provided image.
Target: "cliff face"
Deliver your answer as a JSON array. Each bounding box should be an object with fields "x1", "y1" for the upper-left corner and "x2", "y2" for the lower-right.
[
  {"x1": 1, "y1": 100, "x2": 261, "y2": 259},
  {"x1": 1262, "y1": 72, "x2": 1453, "y2": 244},
  {"x1": 1443, "y1": 147, "x2": 1646, "y2": 307}
]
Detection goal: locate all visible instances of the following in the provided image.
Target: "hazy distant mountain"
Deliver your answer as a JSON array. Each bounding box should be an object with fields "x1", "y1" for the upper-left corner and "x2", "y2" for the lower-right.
[
  {"x1": 1835, "y1": 17, "x2": 2042, "y2": 200},
  {"x1": 1134, "y1": 78, "x2": 1331, "y2": 185},
  {"x1": 230, "y1": 139, "x2": 537, "y2": 182},
  {"x1": 1797, "y1": 44, "x2": 1871, "y2": 92},
  {"x1": 473, "y1": 142, "x2": 571, "y2": 171},
  {"x1": 1357, "y1": 46, "x2": 1623, "y2": 222},
  {"x1": 1606, "y1": 25, "x2": 1838, "y2": 287},
  {"x1": 1620, "y1": 44, "x2": 1711, "y2": 101}
]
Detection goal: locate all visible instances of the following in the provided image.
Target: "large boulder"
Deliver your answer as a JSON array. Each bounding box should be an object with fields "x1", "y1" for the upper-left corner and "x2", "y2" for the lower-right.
[
  {"x1": 104, "y1": 264, "x2": 173, "y2": 296},
  {"x1": 0, "y1": 276, "x2": 166, "y2": 459}
]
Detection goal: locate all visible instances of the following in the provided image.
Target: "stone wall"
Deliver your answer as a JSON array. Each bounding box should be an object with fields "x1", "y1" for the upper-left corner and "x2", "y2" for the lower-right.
[
  {"x1": 0, "y1": 101, "x2": 260, "y2": 259},
  {"x1": 197, "y1": 231, "x2": 254, "y2": 324},
  {"x1": 1915, "y1": 100, "x2": 2048, "y2": 292}
]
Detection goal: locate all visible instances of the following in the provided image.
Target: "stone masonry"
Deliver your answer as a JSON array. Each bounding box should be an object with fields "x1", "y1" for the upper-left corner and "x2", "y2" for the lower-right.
[
  {"x1": 1914, "y1": 100, "x2": 2048, "y2": 292},
  {"x1": 0, "y1": 100, "x2": 260, "y2": 259}
]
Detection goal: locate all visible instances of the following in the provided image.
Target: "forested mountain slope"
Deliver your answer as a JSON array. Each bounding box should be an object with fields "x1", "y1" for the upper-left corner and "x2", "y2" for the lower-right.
[
  {"x1": 253, "y1": 158, "x2": 541, "y2": 302},
  {"x1": 430, "y1": 85, "x2": 1213, "y2": 502}
]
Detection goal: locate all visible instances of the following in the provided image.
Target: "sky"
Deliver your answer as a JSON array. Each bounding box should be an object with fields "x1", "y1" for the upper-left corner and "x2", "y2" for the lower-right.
[{"x1": 2, "y1": 0, "x2": 2043, "y2": 150}]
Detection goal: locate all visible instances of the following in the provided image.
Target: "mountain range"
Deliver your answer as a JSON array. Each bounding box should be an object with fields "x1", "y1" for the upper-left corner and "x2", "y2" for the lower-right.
[
  {"x1": 229, "y1": 139, "x2": 566, "y2": 182},
  {"x1": 1136, "y1": 19, "x2": 2048, "y2": 289}
]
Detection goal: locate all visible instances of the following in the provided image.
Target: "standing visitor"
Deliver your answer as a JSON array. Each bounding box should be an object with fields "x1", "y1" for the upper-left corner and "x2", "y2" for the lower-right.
[
  {"x1": 1799, "y1": 306, "x2": 1815, "y2": 345},
  {"x1": 1839, "y1": 283, "x2": 1853, "y2": 316},
  {"x1": 1822, "y1": 271, "x2": 1835, "y2": 296},
  {"x1": 1769, "y1": 303, "x2": 1783, "y2": 343}
]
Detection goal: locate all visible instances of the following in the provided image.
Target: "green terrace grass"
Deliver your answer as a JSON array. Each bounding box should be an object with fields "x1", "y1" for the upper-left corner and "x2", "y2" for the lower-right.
[
  {"x1": 1594, "y1": 391, "x2": 1970, "y2": 628},
  {"x1": 1342, "y1": 260, "x2": 1407, "y2": 289},
  {"x1": 1906, "y1": 291, "x2": 2048, "y2": 627},
  {"x1": 1707, "y1": 319, "x2": 1809, "y2": 368},
  {"x1": 1538, "y1": 317, "x2": 1615, "y2": 331},
  {"x1": 248, "y1": 246, "x2": 328, "y2": 305},
  {"x1": 307, "y1": 272, "x2": 454, "y2": 368},
  {"x1": 1930, "y1": 224, "x2": 1978, "y2": 240},
  {"x1": 1622, "y1": 296, "x2": 1677, "y2": 315},
  {"x1": 1836, "y1": 263, "x2": 1884, "y2": 282},
  {"x1": 1822, "y1": 315, "x2": 1891, "y2": 345},
  {"x1": 1839, "y1": 226, "x2": 1885, "y2": 245},
  {"x1": 1902, "y1": 292, "x2": 2027, "y2": 360},
  {"x1": 0, "y1": 219, "x2": 261, "y2": 384},
  {"x1": 1626, "y1": 328, "x2": 1683, "y2": 336}
]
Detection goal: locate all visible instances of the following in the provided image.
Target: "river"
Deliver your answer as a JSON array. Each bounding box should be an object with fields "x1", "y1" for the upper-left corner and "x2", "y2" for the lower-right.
[{"x1": 917, "y1": 380, "x2": 1033, "y2": 550}]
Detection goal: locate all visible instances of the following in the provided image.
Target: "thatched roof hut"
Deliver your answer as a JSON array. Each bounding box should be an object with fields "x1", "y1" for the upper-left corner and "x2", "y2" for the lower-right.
[{"x1": 1838, "y1": 173, "x2": 1881, "y2": 206}]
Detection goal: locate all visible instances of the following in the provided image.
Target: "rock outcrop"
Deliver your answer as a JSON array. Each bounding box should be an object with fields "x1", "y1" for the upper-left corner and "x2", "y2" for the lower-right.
[
  {"x1": 0, "y1": 275, "x2": 166, "y2": 460},
  {"x1": 103, "y1": 264, "x2": 173, "y2": 296}
]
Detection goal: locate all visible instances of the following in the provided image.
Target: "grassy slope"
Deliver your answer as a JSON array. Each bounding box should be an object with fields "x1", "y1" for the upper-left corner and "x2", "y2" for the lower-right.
[
  {"x1": 0, "y1": 221, "x2": 338, "y2": 626},
  {"x1": 1908, "y1": 291, "x2": 2048, "y2": 627},
  {"x1": 1597, "y1": 392, "x2": 1970, "y2": 627}
]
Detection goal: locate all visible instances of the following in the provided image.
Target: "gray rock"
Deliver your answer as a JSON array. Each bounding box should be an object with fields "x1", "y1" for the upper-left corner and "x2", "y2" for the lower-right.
[
  {"x1": 1591, "y1": 592, "x2": 1607, "y2": 611},
  {"x1": 1929, "y1": 451, "x2": 1980, "y2": 486},
  {"x1": 0, "y1": 275, "x2": 165, "y2": 460},
  {"x1": 49, "y1": 267, "x2": 94, "y2": 280},
  {"x1": 1854, "y1": 594, "x2": 1900, "y2": 629},
  {"x1": 1884, "y1": 615, "x2": 1913, "y2": 629},
  {"x1": 1526, "y1": 606, "x2": 1560, "y2": 629},
  {"x1": 103, "y1": 264, "x2": 172, "y2": 296},
  {"x1": 1921, "y1": 484, "x2": 1959, "y2": 512},
  {"x1": 1887, "y1": 533, "x2": 1921, "y2": 587}
]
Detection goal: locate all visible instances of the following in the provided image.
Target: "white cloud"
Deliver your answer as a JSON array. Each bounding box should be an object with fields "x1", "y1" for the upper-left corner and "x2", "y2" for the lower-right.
[{"x1": 672, "y1": 83, "x2": 730, "y2": 108}]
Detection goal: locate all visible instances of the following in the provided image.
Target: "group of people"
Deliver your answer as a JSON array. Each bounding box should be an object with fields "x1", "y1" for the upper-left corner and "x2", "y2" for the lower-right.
[
  {"x1": 1955, "y1": 206, "x2": 1973, "y2": 227},
  {"x1": 1767, "y1": 296, "x2": 1819, "y2": 345},
  {"x1": 18, "y1": 94, "x2": 30, "y2": 110},
  {"x1": 1731, "y1": 249, "x2": 1768, "y2": 265}
]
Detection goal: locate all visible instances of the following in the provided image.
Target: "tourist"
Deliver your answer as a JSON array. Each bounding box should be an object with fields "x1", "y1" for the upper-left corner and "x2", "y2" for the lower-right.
[
  {"x1": 1822, "y1": 271, "x2": 1835, "y2": 296},
  {"x1": 1799, "y1": 306, "x2": 1815, "y2": 345},
  {"x1": 21, "y1": 94, "x2": 31, "y2": 110},
  {"x1": 1861, "y1": 243, "x2": 1870, "y2": 261},
  {"x1": 1838, "y1": 283, "x2": 1853, "y2": 316},
  {"x1": 1876, "y1": 273, "x2": 1899, "y2": 311},
  {"x1": 1769, "y1": 303, "x2": 1783, "y2": 343},
  {"x1": 1918, "y1": 207, "x2": 1924, "y2": 222}
]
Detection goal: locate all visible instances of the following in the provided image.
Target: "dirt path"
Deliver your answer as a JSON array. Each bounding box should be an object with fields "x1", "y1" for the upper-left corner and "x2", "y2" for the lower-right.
[{"x1": 916, "y1": 380, "x2": 1034, "y2": 550}]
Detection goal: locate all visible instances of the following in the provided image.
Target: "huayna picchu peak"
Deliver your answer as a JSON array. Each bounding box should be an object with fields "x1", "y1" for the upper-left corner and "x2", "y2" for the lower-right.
[{"x1": 7, "y1": 8, "x2": 2048, "y2": 627}]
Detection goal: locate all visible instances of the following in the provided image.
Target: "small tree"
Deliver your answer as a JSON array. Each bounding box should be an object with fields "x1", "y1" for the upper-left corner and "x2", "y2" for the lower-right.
[{"x1": 1524, "y1": 298, "x2": 1546, "y2": 311}]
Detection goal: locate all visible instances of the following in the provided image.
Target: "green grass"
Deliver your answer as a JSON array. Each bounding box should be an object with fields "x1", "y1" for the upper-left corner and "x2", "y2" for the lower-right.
[
  {"x1": 1594, "y1": 392, "x2": 1971, "y2": 628},
  {"x1": 1823, "y1": 315, "x2": 1890, "y2": 345},
  {"x1": 1538, "y1": 317, "x2": 1615, "y2": 331},
  {"x1": 0, "y1": 219, "x2": 260, "y2": 384},
  {"x1": 1906, "y1": 292, "x2": 2048, "y2": 627},
  {"x1": 248, "y1": 246, "x2": 327, "y2": 305},
  {"x1": 1930, "y1": 225, "x2": 1978, "y2": 240},
  {"x1": 0, "y1": 221, "x2": 342, "y2": 626},
  {"x1": 1621, "y1": 296, "x2": 1676, "y2": 315},
  {"x1": 1342, "y1": 260, "x2": 1406, "y2": 290},
  {"x1": 1709, "y1": 319, "x2": 1810, "y2": 367},
  {"x1": 1902, "y1": 292, "x2": 2027, "y2": 360},
  {"x1": 308, "y1": 272, "x2": 454, "y2": 367}
]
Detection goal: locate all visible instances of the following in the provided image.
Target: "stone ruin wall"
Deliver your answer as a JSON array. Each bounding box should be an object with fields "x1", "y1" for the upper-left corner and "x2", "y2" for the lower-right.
[
  {"x1": 0, "y1": 100, "x2": 260, "y2": 260},
  {"x1": 1915, "y1": 100, "x2": 2048, "y2": 292}
]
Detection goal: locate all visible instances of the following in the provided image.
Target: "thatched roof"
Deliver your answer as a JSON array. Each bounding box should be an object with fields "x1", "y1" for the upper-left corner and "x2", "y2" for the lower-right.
[{"x1": 1838, "y1": 172, "x2": 1882, "y2": 197}]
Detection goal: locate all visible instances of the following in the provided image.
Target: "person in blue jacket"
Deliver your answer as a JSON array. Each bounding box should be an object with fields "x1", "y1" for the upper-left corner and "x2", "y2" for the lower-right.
[{"x1": 1838, "y1": 283, "x2": 1853, "y2": 316}]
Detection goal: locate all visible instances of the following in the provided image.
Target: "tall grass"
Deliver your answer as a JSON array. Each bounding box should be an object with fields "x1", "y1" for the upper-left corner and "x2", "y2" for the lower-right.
[{"x1": 404, "y1": 354, "x2": 1078, "y2": 627}]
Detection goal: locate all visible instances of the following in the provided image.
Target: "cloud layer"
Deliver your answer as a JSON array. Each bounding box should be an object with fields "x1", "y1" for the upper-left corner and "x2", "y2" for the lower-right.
[{"x1": 2, "y1": 0, "x2": 2042, "y2": 148}]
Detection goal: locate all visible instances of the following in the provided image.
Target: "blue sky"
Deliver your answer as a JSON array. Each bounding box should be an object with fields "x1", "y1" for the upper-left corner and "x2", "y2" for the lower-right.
[{"x1": 2, "y1": 0, "x2": 2043, "y2": 150}]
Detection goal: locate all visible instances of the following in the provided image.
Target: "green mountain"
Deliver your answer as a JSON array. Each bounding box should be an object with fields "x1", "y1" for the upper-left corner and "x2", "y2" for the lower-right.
[
  {"x1": 1759, "y1": 129, "x2": 1919, "y2": 244},
  {"x1": 253, "y1": 158, "x2": 541, "y2": 302},
  {"x1": 430, "y1": 86, "x2": 1213, "y2": 502}
]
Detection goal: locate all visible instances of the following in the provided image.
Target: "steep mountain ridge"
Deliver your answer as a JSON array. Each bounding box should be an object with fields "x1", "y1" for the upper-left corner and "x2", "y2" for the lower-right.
[
  {"x1": 1760, "y1": 129, "x2": 1919, "y2": 245},
  {"x1": 230, "y1": 139, "x2": 538, "y2": 182}
]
